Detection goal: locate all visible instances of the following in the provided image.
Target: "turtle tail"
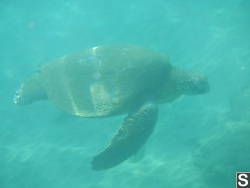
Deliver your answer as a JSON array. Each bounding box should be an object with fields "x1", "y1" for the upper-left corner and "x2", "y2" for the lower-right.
[{"x1": 14, "y1": 74, "x2": 47, "y2": 105}]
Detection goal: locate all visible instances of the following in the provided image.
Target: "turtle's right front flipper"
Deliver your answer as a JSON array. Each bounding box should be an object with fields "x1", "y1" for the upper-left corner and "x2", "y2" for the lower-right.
[
  {"x1": 92, "y1": 103, "x2": 158, "y2": 170},
  {"x1": 14, "y1": 74, "x2": 47, "y2": 105}
]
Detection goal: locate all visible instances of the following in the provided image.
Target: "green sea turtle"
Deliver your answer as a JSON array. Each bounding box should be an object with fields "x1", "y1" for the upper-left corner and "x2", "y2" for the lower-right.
[{"x1": 14, "y1": 45, "x2": 209, "y2": 170}]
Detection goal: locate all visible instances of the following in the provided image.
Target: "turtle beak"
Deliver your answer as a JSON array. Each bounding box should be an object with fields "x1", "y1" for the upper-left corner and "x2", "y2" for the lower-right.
[
  {"x1": 185, "y1": 75, "x2": 210, "y2": 95},
  {"x1": 194, "y1": 76, "x2": 210, "y2": 94}
]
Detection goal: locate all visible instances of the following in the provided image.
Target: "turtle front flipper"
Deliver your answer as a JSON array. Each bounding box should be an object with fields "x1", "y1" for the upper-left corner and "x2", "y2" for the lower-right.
[
  {"x1": 92, "y1": 103, "x2": 158, "y2": 170},
  {"x1": 14, "y1": 73, "x2": 47, "y2": 105}
]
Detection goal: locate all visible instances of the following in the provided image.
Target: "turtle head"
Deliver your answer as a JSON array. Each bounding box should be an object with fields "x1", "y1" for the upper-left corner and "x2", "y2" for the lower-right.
[{"x1": 171, "y1": 68, "x2": 210, "y2": 96}]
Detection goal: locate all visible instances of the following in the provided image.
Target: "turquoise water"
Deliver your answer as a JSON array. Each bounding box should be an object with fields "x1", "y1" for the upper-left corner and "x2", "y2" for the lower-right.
[{"x1": 1, "y1": 0, "x2": 250, "y2": 187}]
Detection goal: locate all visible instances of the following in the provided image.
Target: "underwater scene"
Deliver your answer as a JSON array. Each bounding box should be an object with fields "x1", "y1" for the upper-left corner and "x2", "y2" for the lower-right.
[{"x1": 1, "y1": 0, "x2": 250, "y2": 187}]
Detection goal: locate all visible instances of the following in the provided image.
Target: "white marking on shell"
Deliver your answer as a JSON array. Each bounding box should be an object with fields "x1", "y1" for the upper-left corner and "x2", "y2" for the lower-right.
[{"x1": 92, "y1": 46, "x2": 98, "y2": 54}]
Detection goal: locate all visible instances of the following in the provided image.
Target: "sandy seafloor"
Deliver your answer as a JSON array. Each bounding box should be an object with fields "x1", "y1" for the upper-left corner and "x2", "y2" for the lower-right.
[{"x1": 0, "y1": 0, "x2": 250, "y2": 187}]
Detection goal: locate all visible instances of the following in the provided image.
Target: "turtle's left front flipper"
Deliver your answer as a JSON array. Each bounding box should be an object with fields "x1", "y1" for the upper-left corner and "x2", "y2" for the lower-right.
[{"x1": 92, "y1": 103, "x2": 158, "y2": 170}]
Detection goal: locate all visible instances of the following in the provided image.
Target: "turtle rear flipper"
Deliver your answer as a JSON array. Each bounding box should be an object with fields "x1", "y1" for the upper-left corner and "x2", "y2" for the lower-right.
[
  {"x1": 14, "y1": 74, "x2": 47, "y2": 105},
  {"x1": 92, "y1": 103, "x2": 158, "y2": 170}
]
